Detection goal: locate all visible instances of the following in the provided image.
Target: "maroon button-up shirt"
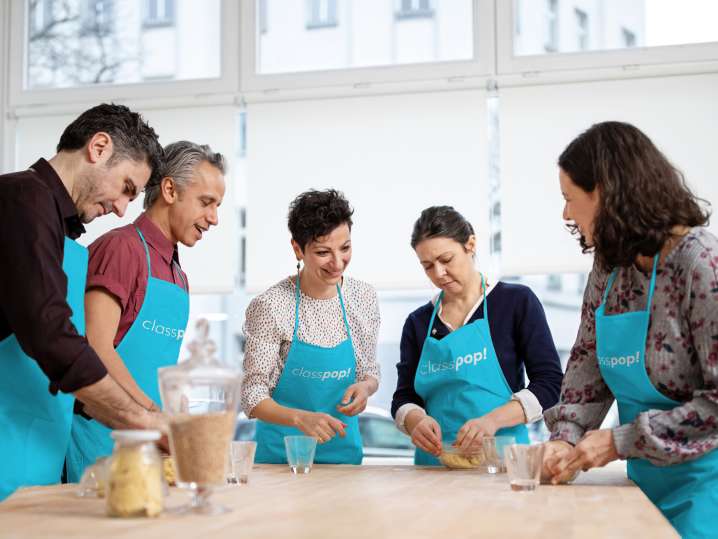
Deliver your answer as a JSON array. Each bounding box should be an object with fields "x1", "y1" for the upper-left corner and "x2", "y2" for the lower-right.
[
  {"x1": 86, "y1": 212, "x2": 189, "y2": 347},
  {"x1": 0, "y1": 159, "x2": 108, "y2": 394}
]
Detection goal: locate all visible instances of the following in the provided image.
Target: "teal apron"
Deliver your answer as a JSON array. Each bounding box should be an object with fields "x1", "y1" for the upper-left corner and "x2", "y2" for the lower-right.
[
  {"x1": 597, "y1": 255, "x2": 718, "y2": 538},
  {"x1": 0, "y1": 237, "x2": 87, "y2": 500},
  {"x1": 65, "y1": 227, "x2": 189, "y2": 482},
  {"x1": 414, "y1": 275, "x2": 529, "y2": 466},
  {"x1": 255, "y1": 276, "x2": 363, "y2": 464}
]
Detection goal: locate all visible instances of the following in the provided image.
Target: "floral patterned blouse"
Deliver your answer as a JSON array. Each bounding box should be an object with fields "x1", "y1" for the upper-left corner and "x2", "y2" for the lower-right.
[{"x1": 545, "y1": 227, "x2": 718, "y2": 465}]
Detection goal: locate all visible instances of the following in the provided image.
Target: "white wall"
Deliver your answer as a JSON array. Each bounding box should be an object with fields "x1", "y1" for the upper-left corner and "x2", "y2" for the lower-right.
[
  {"x1": 499, "y1": 72, "x2": 718, "y2": 276},
  {"x1": 246, "y1": 89, "x2": 490, "y2": 292}
]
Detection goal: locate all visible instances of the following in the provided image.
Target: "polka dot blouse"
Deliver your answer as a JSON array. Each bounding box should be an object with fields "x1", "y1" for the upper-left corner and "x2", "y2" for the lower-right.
[{"x1": 241, "y1": 275, "x2": 381, "y2": 415}]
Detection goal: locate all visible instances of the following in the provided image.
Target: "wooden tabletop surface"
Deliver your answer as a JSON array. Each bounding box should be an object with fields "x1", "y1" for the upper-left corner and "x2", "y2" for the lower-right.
[{"x1": 0, "y1": 461, "x2": 677, "y2": 539}]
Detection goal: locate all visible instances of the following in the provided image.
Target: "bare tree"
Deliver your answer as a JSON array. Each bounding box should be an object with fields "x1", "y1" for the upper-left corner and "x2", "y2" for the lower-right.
[{"x1": 27, "y1": 0, "x2": 138, "y2": 87}]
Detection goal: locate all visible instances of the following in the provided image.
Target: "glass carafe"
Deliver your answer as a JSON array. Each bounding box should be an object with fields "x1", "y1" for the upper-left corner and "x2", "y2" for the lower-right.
[{"x1": 158, "y1": 319, "x2": 241, "y2": 515}]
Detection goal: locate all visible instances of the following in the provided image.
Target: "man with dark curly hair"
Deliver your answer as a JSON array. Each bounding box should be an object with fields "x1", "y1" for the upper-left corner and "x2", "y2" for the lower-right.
[
  {"x1": 542, "y1": 121, "x2": 717, "y2": 537},
  {"x1": 0, "y1": 104, "x2": 166, "y2": 500},
  {"x1": 242, "y1": 189, "x2": 381, "y2": 465}
]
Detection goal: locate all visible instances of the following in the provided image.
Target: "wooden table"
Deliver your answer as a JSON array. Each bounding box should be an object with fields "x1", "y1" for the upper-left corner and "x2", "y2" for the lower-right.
[{"x1": 0, "y1": 462, "x2": 677, "y2": 539}]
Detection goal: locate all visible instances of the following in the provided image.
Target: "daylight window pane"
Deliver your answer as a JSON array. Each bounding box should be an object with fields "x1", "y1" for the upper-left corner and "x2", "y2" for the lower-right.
[
  {"x1": 26, "y1": 0, "x2": 220, "y2": 89},
  {"x1": 513, "y1": 0, "x2": 718, "y2": 56},
  {"x1": 257, "y1": 0, "x2": 474, "y2": 74}
]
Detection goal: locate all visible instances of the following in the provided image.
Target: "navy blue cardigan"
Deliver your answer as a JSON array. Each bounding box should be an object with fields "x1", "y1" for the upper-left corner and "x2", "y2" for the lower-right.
[{"x1": 391, "y1": 282, "x2": 563, "y2": 418}]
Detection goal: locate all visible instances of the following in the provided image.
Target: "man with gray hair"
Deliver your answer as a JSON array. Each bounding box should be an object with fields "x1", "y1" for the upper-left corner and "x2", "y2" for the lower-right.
[{"x1": 65, "y1": 141, "x2": 226, "y2": 481}]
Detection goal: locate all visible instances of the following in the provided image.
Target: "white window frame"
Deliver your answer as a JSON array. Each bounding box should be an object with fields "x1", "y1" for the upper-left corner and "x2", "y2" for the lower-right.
[
  {"x1": 8, "y1": 0, "x2": 240, "y2": 108},
  {"x1": 239, "y1": 0, "x2": 494, "y2": 98},
  {"x1": 0, "y1": 0, "x2": 8, "y2": 173},
  {"x1": 143, "y1": 0, "x2": 175, "y2": 28},
  {"x1": 496, "y1": 0, "x2": 718, "y2": 79}
]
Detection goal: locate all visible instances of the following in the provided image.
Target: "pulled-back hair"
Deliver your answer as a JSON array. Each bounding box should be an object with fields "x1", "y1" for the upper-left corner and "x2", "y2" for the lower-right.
[
  {"x1": 559, "y1": 121, "x2": 710, "y2": 270},
  {"x1": 57, "y1": 103, "x2": 163, "y2": 181},
  {"x1": 411, "y1": 206, "x2": 474, "y2": 249},
  {"x1": 288, "y1": 189, "x2": 354, "y2": 250}
]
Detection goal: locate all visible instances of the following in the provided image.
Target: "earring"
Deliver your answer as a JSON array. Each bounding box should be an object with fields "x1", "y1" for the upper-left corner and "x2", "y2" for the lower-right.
[{"x1": 296, "y1": 261, "x2": 301, "y2": 271}]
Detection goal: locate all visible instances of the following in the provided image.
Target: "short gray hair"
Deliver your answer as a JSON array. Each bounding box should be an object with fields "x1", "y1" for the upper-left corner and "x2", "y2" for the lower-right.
[{"x1": 143, "y1": 141, "x2": 226, "y2": 209}]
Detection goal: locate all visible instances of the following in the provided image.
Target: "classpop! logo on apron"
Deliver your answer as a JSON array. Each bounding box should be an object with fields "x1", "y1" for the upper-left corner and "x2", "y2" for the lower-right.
[
  {"x1": 141, "y1": 319, "x2": 185, "y2": 341},
  {"x1": 420, "y1": 347, "x2": 488, "y2": 376},
  {"x1": 597, "y1": 351, "x2": 641, "y2": 368},
  {"x1": 291, "y1": 366, "x2": 353, "y2": 382}
]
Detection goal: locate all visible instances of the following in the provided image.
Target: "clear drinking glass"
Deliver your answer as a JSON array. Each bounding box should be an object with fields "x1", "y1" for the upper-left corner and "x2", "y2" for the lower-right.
[
  {"x1": 228, "y1": 441, "x2": 257, "y2": 484},
  {"x1": 504, "y1": 443, "x2": 546, "y2": 491},
  {"x1": 284, "y1": 436, "x2": 317, "y2": 474},
  {"x1": 482, "y1": 435, "x2": 516, "y2": 474}
]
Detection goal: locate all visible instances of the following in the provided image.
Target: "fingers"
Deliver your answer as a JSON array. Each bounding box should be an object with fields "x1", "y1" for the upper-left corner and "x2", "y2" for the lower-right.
[
  {"x1": 413, "y1": 429, "x2": 441, "y2": 456},
  {"x1": 337, "y1": 396, "x2": 367, "y2": 417},
  {"x1": 327, "y1": 415, "x2": 347, "y2": 437},
  {"x1": 340, "y1": 386, "x2": 357, "y2": 407}
]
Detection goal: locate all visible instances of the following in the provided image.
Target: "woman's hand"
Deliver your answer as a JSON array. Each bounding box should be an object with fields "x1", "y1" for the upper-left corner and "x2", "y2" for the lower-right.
[
  {"x1": 293, "y1": 410, "x2": 347, "y2": 443},
  {"x1": 407, "y1": 413, "x2": 443, "y2": 456},
  {"x1": 336, "y1": 380, "x2": 374, "y2": 417},
  {"x1": 546, "y1": 430, "x2": 619, "y2": 484},
  {"x1": 455, "y1": 415, "x2": 498, "y2": 452},
  {"x1": 541, "y1": 440, "x2": 575, "y2": 482}
]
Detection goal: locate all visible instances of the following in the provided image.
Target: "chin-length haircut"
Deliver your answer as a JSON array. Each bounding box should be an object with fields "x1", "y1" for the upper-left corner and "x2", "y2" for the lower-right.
[{"x1": 558, "y1": 121, "x2": 710, "y2": 270}]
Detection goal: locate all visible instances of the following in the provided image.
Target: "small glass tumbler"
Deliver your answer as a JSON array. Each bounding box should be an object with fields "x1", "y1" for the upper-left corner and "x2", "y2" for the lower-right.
[
  {"x1": 504, "y1": 443, "x2": 545, "y2": 491},
  {"x1": 284, "y1": 436, "x2": 317, "y2": 474},
  {"x1": 482, "y1": 435, "x2": 516, "y2": 474},
  {"x1": 228, "y1": 441, "x2": 257, "y2": 484}
]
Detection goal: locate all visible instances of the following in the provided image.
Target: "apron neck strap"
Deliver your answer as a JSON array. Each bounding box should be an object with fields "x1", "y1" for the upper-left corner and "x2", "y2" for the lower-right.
[
  {"x1": 293, "y1": 274, "x2": 351, "y2": 340},
  {"x1": 134, "y1": 226, "x2": 188, "y2": 292},
  {"x1": 428, "y1": 273, "x2": 487, "y2": 334},
  {"x1": 601, "y1": 254, "x2": 660, "y2": 311}
]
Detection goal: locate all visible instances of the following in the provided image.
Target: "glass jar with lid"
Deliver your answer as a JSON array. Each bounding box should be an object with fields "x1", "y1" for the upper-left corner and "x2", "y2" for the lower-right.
[{"x1": 106, "y1": 430, "x2": 164, "y2": 518}]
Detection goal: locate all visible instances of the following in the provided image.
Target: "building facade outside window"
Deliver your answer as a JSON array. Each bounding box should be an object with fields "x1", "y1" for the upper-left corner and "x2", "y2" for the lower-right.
[
  {"x1": 622, "y1": 27, "x2": 637, "y2": 48},
  {"x1": 143, "y1": 0, "x2": 174, "y2": 27},
  {"x1": 82, "y1": 0, "x2": 113, "y2": 36},
  {"x1": 306, "y1": 0, "x2": 338, "y2": 29},
  {"x1": 575, "y1": 8, "x2": 588, "y2": 51},
  {"x1": 544, "y1": 0, "x2": 559, "y2": 52},
  {"x1": 396, "y1": 0, "x2": 433, "y2": 20}
]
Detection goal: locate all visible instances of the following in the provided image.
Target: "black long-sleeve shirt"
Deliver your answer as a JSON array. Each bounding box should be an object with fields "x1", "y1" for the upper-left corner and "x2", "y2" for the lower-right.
[
  {"x1": 0, "y1": 158, "x2": 107, "y2": 394},
  {"x1": 391, "y1": 282, "x2": 563, "y2": 418}
]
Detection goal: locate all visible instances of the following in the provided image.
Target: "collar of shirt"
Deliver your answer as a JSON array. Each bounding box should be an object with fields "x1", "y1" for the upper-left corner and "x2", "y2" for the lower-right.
[
  {"x1": 431, "y1": 273, "x2": 497, "y2": 332},
  {"x1": 31, "y1": 158, "x2": 85, "y2": 239},
  {"x1": 133, "y1": 212, "x2": 181, "y2": 267}
]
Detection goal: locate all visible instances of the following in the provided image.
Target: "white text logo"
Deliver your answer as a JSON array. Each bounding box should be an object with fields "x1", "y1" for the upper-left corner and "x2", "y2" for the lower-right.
[{"x1": 142, "y1": 319, "x2": 185, "y2": 341}]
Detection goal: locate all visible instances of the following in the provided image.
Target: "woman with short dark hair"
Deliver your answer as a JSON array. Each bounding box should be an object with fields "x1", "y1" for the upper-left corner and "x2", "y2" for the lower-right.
[
  {"x1": 242, "y1": 189, "x2": 380, "y2": 464},
  {"x1": 542, "y1": 121, "x2": 717, "y2": 538},
  {"x1": 392, "y1": 205, "x2": 563, "y2": 465}
]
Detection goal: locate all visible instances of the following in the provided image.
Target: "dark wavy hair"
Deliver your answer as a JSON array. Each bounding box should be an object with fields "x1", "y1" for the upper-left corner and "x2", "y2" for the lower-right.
[
  {"x1": 411, "y1": 206, "x2": 474, "y2": 249},
  {"x1": 559, "y1": 121, "x2": 710, "y2": 270},
  {"x1": 288, "y1": 189, "x2": 354, "y2": 250}
]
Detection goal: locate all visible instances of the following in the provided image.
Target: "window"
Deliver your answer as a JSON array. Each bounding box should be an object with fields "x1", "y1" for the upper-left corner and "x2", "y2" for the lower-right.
[
  {"x1": 396, "y1": 0, "x2": 434, "y2": 20},
  {"x1": 258, "y1": 0, "x2": 268, "y2": 33},
  {"x1": 29, "y1": 0, "x2": 54, "y2": 34},
  {"x1": 82, "y1": 0, "x2": 113, "y2": 36},
  {"x1": 547, "y1": 274, "x2": 562, "y2": 292},
  {"x1": 575, "y1": 8, "x2": 588, "y2": 51},
  {"x1": 144, "y1": 0, "x2": 174, "y2": 27},
  {"x1": 622, "y1": 27, "x2": 636, "y2": 48},
  {"x1": 514, "y1": 0, "x2": 521, "y2": 36},
  {"x1": 544, "y1": 0, "x2": 559, "y2": 53},
  {"x1": 256, "y1": 0, "x2": 473, "y2": 75},
  {"x1": 306, "y1": 0, "x2": 337, "y2": 29},
  {"x1": 24, "y1": 0, "x2": 222, "y2": 89}
]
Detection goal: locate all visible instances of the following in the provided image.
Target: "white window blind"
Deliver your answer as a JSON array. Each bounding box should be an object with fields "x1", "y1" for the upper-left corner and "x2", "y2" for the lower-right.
[
  {"x1": 14, "y1": 105, "x2": 238, "y2": 293},
  {"x1": 245, "y1": 89, "x2": 489, "y2": 292},
  {"x1": 498, "y1": 73, "x2": 718, "y2": 276}
]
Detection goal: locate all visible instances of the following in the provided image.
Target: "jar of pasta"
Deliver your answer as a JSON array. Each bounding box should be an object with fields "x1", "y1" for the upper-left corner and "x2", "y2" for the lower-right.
[{"x1": 106, "y1": 430, "x2": 164, "y2": 518}]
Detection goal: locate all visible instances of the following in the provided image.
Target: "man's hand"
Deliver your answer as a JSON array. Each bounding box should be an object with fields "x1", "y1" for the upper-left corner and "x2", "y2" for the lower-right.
[
  {"x1": 408, "y1": 414, "x2": 443, "y2": 456},
  {"x1": 455, "y1": 415, "x2": 498, "y2": 452}
]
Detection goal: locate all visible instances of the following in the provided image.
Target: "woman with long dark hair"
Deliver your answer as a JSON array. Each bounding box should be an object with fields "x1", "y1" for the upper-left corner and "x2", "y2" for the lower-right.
[{"x1": 543, "y1": 121, "x2": 717, "y2": 537}]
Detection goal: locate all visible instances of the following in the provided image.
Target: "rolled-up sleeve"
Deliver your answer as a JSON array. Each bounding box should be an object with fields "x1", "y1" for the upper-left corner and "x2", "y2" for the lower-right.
[
  {"x1": 545, "y1": 266, "x2": 615, "y2": 445},
  {"x1": 0, "y1": 184, "x2": 106, "y2": 394},
  {"x1": 241, "y1": 295, "x2": 283, "y2": 416}
]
